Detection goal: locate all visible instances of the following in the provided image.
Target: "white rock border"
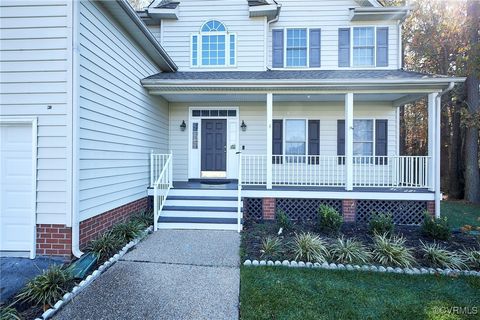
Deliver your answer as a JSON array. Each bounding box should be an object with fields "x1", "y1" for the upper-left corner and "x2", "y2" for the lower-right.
[
  {"x1": 243, "y1": 259, "x2": 480, "y2": 277},
  {"x1": 36, "y1": 226, "x2": 154, "y2": 320}
]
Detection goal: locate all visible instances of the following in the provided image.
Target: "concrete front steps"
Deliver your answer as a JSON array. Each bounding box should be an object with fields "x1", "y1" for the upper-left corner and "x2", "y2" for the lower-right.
[{"x1": 156, "y1": 188, "x2": 242, "y2": 231}]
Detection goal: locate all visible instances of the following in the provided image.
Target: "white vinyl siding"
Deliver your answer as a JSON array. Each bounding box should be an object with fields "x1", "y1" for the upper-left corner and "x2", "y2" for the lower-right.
[
  {"x1": 169, "y1": 101, "x2": 396, "y2": 181},
  {"x1": 154, "y1": 0, "x2": 266, "y2": 71},
  {"x1": 0, "y1": 0, "x2": 72, "y2": 225},
  {"x1": 267, "y1": 0, "x2": 399, "y2": 70},
  {"x1": 78, "y1": 1, "x2": 169, "y2": 221}
]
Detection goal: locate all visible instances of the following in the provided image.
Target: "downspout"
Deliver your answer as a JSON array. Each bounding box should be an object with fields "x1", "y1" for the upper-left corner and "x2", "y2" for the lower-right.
[
  {"x1": 434, "y1": 81, "x2": 455, "y2": 218},
  {"x1": 71, "y1": 0, "x2": 83, "y2": 258},
  {"x1": 264, "y1": 4, "x2": 281, "y2": 70}
]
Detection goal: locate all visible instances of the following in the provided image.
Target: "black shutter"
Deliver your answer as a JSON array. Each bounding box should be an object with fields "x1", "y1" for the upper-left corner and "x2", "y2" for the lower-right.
[
  {"x1": 272, "y1": 119, "x2": 283, "y2": 164},
  {"x1": 338, "y1": 28, "x2": 350, "y2": 67},
  {"x1": 309, "y1": 29, "x2": 321, "y2": 67},
  {"x1": 375, "y1": 119, "x2": 388, "y2": 165},
  {"x1": 337, "y1": 120, "x2": 345, "y2": 164},
  {"x1": 376, "y1": 27, "x2": 388, "y2": 67},
  {"x1": 272, "y1": 29, "x2": 284, "y2": 68},
  {"x1": 308, "y1": 120, "x2": 320, "y2": 164}
]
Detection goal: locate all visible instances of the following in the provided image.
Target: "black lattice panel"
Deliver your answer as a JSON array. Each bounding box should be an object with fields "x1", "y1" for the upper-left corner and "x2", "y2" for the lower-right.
[
  {"x1": 243, "y1": 198, "x2": 263, "y2": 220},
  {"x1": 277, "y1": 199, "x2": 343, "y2": 222},
  {"x1": 356, "y1": 200, "x2": 427, "y2": 225}
]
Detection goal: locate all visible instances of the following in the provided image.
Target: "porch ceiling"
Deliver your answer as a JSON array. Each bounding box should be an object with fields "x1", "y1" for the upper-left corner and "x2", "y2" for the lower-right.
[{"x1": 157, "y1": 92, "x2": 424, "y2": 104}]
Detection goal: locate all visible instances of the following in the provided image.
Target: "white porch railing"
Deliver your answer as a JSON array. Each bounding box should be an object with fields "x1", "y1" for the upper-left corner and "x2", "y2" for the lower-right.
[
  {"x1": 152, "y1": 153, "x2": 173, "y2": 231},
  {"x1": 240, "y1": 154, "x2": 431, "y2": 189},
  {"x1": 150, "y1": 153, "x2": 171, "y2": 188}
]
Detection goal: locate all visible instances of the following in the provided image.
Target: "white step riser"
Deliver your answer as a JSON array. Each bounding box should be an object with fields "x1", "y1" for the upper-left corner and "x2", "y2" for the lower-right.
[
  {"x1": 168, "y1": 189, "x2": 237, "y2": 197},
  {"x1": 157, "y1": 223, "x2": 241, "y2": 231},
  {"x1": 160, "y1": 210, "x2": 238, "y2": 219},
  {"x1": 165, "y1": 200, "x2": 241, "y2": 207}
]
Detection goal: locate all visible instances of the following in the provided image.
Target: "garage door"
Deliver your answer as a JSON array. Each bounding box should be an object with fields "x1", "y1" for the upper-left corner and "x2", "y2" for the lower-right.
[{"x1": 0, "y1": 123, "x2": 35, "y2": 257}]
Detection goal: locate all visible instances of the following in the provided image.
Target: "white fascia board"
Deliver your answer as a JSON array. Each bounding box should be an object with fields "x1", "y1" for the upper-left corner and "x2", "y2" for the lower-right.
[
  {"x1": 249, "y1": 4, "x2": 278, "y2": 18},
  {"x1": 350, "y1": 7, "x2": 411, "y2": 21}
]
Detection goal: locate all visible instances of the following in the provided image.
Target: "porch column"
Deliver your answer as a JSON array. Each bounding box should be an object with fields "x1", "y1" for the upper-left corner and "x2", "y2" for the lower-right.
[
  {"x1": 266, "y1": 93, "x2": 273, "y2": 189},
  {"x1": 345, "y1": 92, "x2": 354, "y2": 191},
  {"x1": 427, "y1": 93, "x2": 437, "y2": 192},
  {"x1": 434, "y1": 93, "x2": 442, "y2": 218}
]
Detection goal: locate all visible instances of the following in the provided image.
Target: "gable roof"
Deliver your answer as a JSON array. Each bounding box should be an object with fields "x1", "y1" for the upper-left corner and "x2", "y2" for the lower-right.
[{"x1": 155, "y1": 0, "x2": 180, "y2": 9}]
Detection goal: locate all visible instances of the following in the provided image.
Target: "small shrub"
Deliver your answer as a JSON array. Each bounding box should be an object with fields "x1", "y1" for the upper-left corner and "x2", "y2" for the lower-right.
[
  {"x1": 111, "y1": 221, "x2": 143, "y2": 243},
  {"x1": 421, "y1": 241, "x2": 466, "y2": 269},
  {"x1": 318, "y1": 205, "x2": 342, "y2": 234},
  {"x1": 421, "y1": 213, "x2": 450, "y2": 240},
  {"x1": 372, "y1": 233, "x2": 415, "y2": 268},
  {"x1": 87, "y1": 231, "x2": 122, "y2": 261},
  {"x1": 291, "y1": 232, "x2": 329, "y2": 263},
  {"x1": 369, "y1": 212, "x2": 394, "y2": 236},
  {"x1": 330, "y1": 236, "x2": 371, "y2": 264},
  {"x1": 130, "y1": 210, "x2": 154, "y2": 228},
  {"x1": 260, "y1": 236, "x2": 283, "y2": 259},
  {"x1": 461, "y1": 249, "x2": 480, "y2": 269},
  {"x1": 0, "y1": 306, "x2": 21, "y2": 320},
  {"x1": 276, "y1": 209, "x2": 291, "y2": 230},
  {"x1": 16, "y1": 265, "x2": 74, "y2": 310}
]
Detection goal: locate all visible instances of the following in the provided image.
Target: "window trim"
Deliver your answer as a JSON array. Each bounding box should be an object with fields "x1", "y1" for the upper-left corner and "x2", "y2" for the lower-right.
[
  {"x1": 351, "y1": 26, "x2": 376, "y2": 67},
  {"x1": 190, "y1": 20, "x2": 236, "y2": 68}
]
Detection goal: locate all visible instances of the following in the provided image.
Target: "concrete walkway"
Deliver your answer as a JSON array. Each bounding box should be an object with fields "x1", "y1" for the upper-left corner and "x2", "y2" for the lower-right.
[{"x1": 54, "y1": 230, "x2": 240, "y2": 320}]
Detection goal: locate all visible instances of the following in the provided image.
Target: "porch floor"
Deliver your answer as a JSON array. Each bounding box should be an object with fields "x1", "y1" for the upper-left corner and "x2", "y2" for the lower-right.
[{"x1": 170, "y1": 181, "x2": 432, "y2": 194}]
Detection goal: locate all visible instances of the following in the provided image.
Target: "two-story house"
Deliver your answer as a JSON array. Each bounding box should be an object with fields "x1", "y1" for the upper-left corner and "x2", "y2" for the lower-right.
[{"x1": 0, "y1": 0, "x2": 463, "y2": 259}]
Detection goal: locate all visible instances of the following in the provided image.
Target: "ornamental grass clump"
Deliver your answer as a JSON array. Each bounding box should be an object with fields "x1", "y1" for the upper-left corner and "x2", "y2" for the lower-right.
[
  {"x1": 372, "y1": 233, "x2": 415, "y2": 268},
  {"x1": 461, "y1": 249, "x2": 480, "y2": 269},
  {"x1": 86, "y1": 231, "x2": 123, "y2": 261},
  {"x1": 260, "y1": 236, "x2": 283, "y2": 260},
  {"x1": 369, "y1": 212, "x2": 394, "y2": 236},
  {"x1": 420, "y1": 241, "x2": 466, "y2": 270},
  {"x1": 16, "y1": 265, "x2": 74, "y2": 311},
  {"x1": 0, "y1": 306, "x2": 21, "y2": 320},
  {"x1": 330, "y1": 236, "x2": 371, "y2": 264},
  {"x1": 111, "y1": 221, "x2": 144, "y2": 243},
  {"x1": 130, "y1": 210, "x2": 154, "y2": 229},
  {"x1": 291, "y1": 232, "x2": 329, "y2": 263},
  {"x1": 421, "y1": 213, "x2": 451, "y2": 240},
  {"x1": 318, "y1": 205, "x2": 342, "y2": 234}
]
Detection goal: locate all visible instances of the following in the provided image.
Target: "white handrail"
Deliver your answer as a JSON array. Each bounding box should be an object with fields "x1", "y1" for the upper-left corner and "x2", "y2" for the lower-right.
[
  {"x1": 237, "y1": 152, "x2": 242, "y2": 233},
  {"x1": 153, "y1": 153, "x2": 172, "y2": 231}
]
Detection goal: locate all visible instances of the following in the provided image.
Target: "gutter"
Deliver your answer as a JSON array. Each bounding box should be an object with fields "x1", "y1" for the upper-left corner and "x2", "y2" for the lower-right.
[
  {"x1": 72, "y1": 0, "x2": 83, "y2": 258},
  {"x1": 116, "y1": 0, "x2": 177, "y2": 72},
  {"x1": 434, "y1": 81, "x2": 455, "y2": 218}
]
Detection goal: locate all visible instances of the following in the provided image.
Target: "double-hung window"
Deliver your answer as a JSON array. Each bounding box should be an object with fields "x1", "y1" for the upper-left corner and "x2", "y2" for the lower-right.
[
  {"x1": 352, "y1": 27, "x2": 375, "y2": 67},
  {"x1": 353, "y1": 120, "x2": 374, "y2": 156},
  {"x1": 191, "y1": 20, "x2": 236, "y2": 67},
  {"x1": 285, "y1": 119, "x2": 306, "y2": 155},
  {"x1": 286, "y1": 29, "x2": 307, "y2": 67}
]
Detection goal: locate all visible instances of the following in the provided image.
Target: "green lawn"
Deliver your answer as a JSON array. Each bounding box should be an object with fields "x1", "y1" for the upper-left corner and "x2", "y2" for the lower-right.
[
  {"x1": 442, "y1": 201, "x2": 480, "y2": 229},
  {"x1": 241, "y1": 267, "x2": 480, "y2": 320}
]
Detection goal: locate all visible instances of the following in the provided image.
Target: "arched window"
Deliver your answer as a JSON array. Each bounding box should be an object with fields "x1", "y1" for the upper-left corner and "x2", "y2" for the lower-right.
[{"x1": 191, "y1": 20, "x2": 236, "y2": 67}]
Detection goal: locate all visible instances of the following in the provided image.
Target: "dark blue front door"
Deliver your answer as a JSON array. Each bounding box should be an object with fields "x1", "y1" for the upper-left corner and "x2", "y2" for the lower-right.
[{"x1": 201, "y1": 119, "x2": 227, "y2": 171}]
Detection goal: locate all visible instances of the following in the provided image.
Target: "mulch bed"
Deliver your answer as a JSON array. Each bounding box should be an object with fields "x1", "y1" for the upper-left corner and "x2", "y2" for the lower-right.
[{"x1": 242, "y1": 220, "x2": 480, "y2": 269}]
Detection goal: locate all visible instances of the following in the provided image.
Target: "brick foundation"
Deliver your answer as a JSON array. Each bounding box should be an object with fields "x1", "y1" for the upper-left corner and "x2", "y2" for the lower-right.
[
  {"x1": 79, "y1": 197, "x2": 149, "y2": 248},
  {"x1": 426, "y1": 201, "x2": 435, "y2": 217},
  {"x1": 342, "y1": 199, "x2": 356, "y2": 222},
  {"x1": 262, "y1": 198, "x2": 276, "y2": 220},
  {"x1": 36, "y1": 224, "x2": 72, "y2": 257}
]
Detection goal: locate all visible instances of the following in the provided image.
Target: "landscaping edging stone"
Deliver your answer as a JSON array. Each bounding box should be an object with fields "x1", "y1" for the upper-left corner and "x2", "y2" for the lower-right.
[
  {"x1": 35, "y1": 226, "x2": 154, "y2": 320},
  {"x1": 243, "y1": 259, "x2": 480, "y2": 277}
]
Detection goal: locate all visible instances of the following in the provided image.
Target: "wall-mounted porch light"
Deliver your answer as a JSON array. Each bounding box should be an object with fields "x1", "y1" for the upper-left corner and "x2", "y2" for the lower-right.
[
  {"x1": 180, "y1": 120, "x2": 186, "y2": 131},
  {"x1": 241, "y1": 120, "x2": 247, "y2": 132}
]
